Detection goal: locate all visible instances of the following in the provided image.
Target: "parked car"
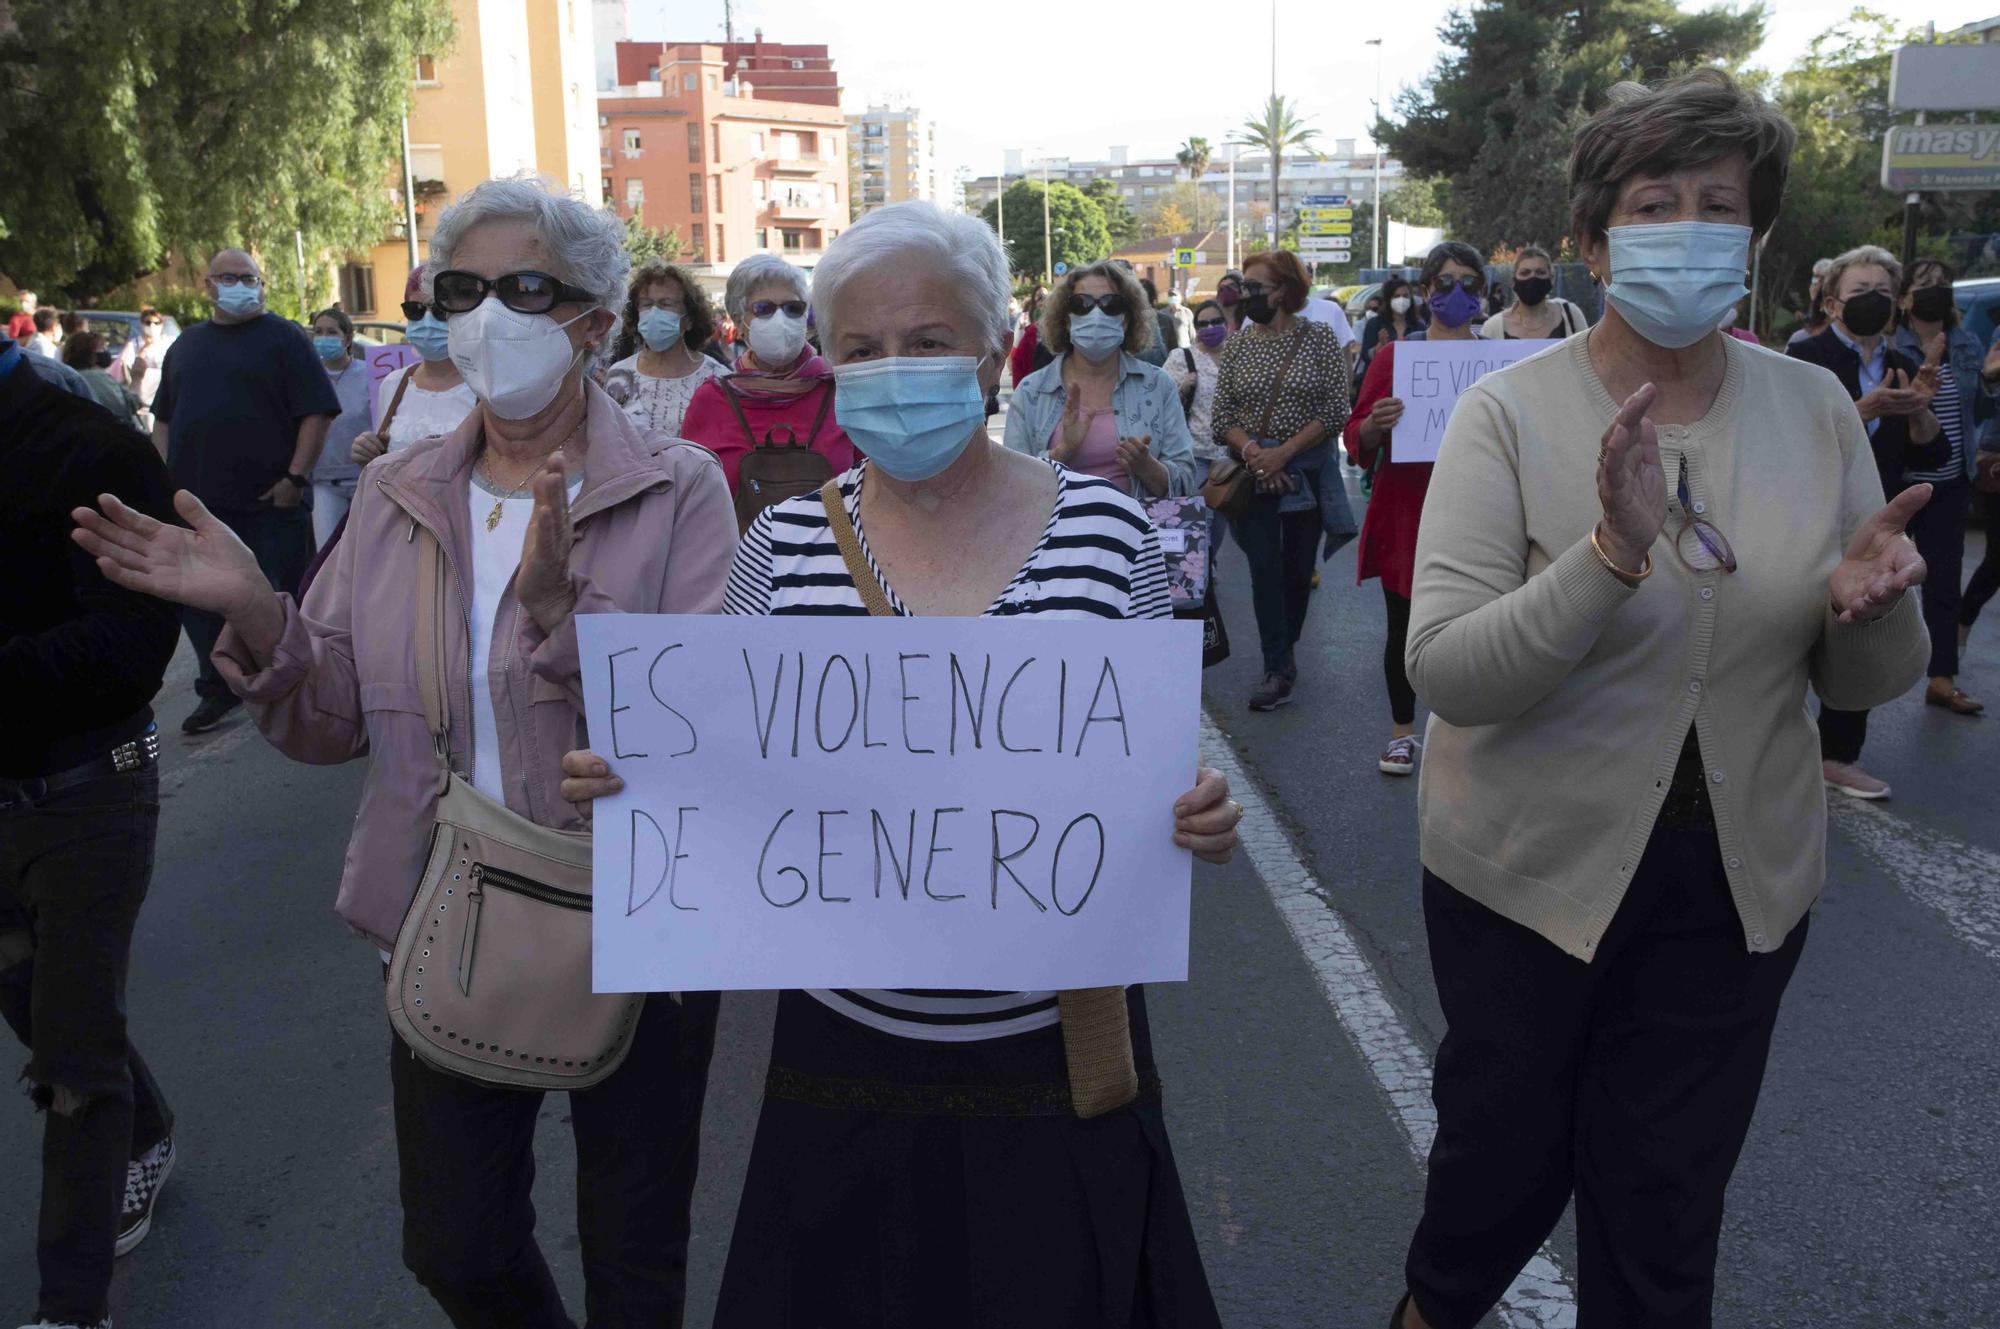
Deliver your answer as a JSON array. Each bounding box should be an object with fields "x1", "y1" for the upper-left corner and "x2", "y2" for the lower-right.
[
  {"x1": 351, "y1": 319, "x2": 408, "y2": 349},
  {"x1": 76, "y1": 310, "x2": 182, "y2": 351},
  {"x1": 1956, "y1": 277, "x2": 2000, "y2": 348}
]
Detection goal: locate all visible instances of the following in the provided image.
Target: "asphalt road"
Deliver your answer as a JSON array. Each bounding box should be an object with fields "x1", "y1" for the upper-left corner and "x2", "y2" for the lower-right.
[{"x1": 5, "y1": 468, "x2": 1997, "y2": 1328}]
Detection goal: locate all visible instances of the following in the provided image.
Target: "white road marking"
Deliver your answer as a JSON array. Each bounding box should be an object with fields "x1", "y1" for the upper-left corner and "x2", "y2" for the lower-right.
[
  {"x1": 1201, "y1": 716, "x2": 1578, "y2": 1328},
  {"x1": 1828, "y1": 797, "x2": 2000, "y2": 961}
]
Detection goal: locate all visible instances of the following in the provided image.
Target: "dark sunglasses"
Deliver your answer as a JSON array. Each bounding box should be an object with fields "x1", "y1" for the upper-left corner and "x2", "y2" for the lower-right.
[
  {"x1": 1194, "y1": 317, "x2": 1227, "y2": 329},
  {"x1": 1430, "y1": 274, "x2": 1483, "y2": 295},
  {"x1": 400, "y1": 300, "x2": 440, "y2": 322},
  {"x1": 1067, "y1": 293, "x2": 1129, "y2": 317},
  {"x1": 431, "y1": 269, "x2": 599, "y2": 315},
  {"x1": 749, "y1": 298, "x2": 809, "y2": 319}
]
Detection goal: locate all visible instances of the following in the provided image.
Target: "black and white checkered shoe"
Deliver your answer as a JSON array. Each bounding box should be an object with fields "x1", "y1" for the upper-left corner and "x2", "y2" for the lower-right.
[{"x1": 114, "y1": 1136, "x2": 175, "y2": 1257}]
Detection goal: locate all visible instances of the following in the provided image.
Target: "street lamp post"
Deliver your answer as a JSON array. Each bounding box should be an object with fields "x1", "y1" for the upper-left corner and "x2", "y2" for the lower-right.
[
  {"x1": 1041, "y1": 155, "x2": 1053, "y2": 281},
  {"x1": 1226, "y1": 142, "x2": 1237, "y2": 273},
  {"x1": 1366, "y1": 38, "x2": 1383, "y2": 272},
  {"x1": 997, "y1": 157, "x2": 1006, "y2": 266}
]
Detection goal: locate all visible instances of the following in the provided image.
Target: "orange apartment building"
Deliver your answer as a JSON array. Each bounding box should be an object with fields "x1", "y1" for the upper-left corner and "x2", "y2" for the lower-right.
[{"x1": 598, "y1": 37, "x2": 847, "y2": 279}]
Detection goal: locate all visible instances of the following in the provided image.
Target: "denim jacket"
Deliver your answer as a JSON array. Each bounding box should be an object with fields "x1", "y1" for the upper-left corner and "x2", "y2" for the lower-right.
[
  {"x1": 1893, "y1": 322, "x2": 1993, "y2": 481},
  {"x1": 1003, "y1": 351, "x2": 1200, "y2": 496}
]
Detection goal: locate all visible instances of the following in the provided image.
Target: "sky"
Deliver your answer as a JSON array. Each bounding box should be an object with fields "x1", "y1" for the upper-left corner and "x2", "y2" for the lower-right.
[{"x1": 629, "y1": 0, "x2": 1998, "y2": 187}]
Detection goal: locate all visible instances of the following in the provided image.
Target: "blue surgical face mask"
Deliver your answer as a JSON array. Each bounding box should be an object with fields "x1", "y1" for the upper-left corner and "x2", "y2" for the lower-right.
[
  {"x1": 405, "y1": 312, "x2": 452, "y2": 362},
  {"x1": 832, "y1": 355, "x2": 988, "y2": 482},
  {"x1": 638, "y1": 306, "x2": 684, "y2": 352},
  {"x1": 1067, "y1": 308, "x2": 1126, "y2": 361},
  {"x1": 214, "y1": 281, "x2": 261, "y2": 317},
  {"x1": 1604, "y1": 222, "x2": 1752, "y2": 350},
  {"x1": 313, "y1": 335, "x2": 346, "y2": 362}
]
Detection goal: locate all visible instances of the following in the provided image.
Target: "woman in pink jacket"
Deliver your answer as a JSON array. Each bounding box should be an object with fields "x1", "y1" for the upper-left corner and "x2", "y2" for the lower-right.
[{"x1": 74, "y1": 178, "x2": 738, "y2": 1329}]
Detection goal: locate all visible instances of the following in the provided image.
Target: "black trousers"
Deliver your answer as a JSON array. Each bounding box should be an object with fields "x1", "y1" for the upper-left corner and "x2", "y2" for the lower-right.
[
  {"x1": 1232, "y1": 492, "x2": 1320, "y2": 678},
  {"x1": 1912, "y1": 479, "x2": 1969, "y2": 677},
  {"x1": 1382, "y1": 586, "x2": 1416, "y2": 726},
  {"x1": 391, "y1": 989, "x2": 721, "y2": 1329},
  {"x1": 1406, "y1": 819, "x2": 1805, "y2": 1329},
  {"x1": 182, "y1": 504, "x2": 313, "y2": 701},
  {"x1": 0, "y1": 766, "x2": 173, "y2": 1325},
  {"x1": 1962, "y1": 489, "x2": 2000, "y2": 630}
]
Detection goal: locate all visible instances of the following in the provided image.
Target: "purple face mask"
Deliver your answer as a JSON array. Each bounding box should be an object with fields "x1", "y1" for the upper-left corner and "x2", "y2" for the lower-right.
[
  {"x1": 1429, "y1": 282, "x2": 1484, "y2": 329},
  {"x1": 1196, "y1": 323, "x2": 1229, "y2": 348}
]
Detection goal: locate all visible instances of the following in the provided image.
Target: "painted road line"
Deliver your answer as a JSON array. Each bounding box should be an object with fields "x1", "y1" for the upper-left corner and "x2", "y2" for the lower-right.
[
  {"x1": 1201, "y1": 717, "x2": 1578, "y2": 1328},
  {"x1": 1828, "y1": 797, "x2": 2000, "y2": 961}
]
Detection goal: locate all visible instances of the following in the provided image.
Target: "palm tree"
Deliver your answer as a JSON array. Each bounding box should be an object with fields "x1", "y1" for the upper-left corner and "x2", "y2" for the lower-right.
[
  {"x1": 1238, "y1": 96, "x2": 1320, "y2": 248},
  {"x1": 1176, "y1": 135, "x2": 1212, "y2": 184}
]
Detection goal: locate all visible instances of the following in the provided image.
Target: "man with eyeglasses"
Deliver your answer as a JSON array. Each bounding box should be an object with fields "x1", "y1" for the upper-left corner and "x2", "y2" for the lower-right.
[{"x1": 151, "y1": 249, "x2": 340, "y2": 733}]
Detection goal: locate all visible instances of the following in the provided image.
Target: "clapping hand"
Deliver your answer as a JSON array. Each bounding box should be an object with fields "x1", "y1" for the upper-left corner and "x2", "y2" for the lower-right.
[
  {"x1": 1594, "y1": 382, "x2": 1665, "y2": 574},
  {"x1": 1056, "y1": 383, "x2": 1089, "y2": 459},
  {"x1": 1911, "y1": 334, "x2": 1946, "y2": 402},
  {"x1": 72, "y1": 490, "x2": 269, "y2": 618},
  {"x1": 1831, "y1": 484, "x2": 1930, "y2": 624},
  {"x1": 1858, "y1": 369, "x2": 1931, "y2": 421},
  {"x1": 516, "y1": 451, "x2": 577, "y2": 636}
]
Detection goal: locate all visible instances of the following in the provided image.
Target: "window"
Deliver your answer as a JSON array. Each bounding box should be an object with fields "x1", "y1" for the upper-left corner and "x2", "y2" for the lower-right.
[
  {"x1": 753, "y1": 178, "x2": 768, "y2": 204},
  {"x1": 776, "y1": 133, "x2": 800, "y2": 161},
  {"x1": 686, "y1": 122, "x2": 701, "y2": 162},
  {"x1": 708, "y1": 73, "x2": 719, "y2": 90},
  {"x1": 689, "y1": 173, "x2": 704, "y2": 213},
  {"x1": 691, "y1": 223, "x2": 705, "y2": 259},
  {"x1": 601, "y1": 176, "x2": 612, "y2": 198},
  {"x1": 711, "y1": 124, "x2": 721, "y2": 160},
  {"x1": 647, "y1": 64, "x2": 659, "y2": 80},
  {"x1": 683, "y1": 73, "x2": 697, "y2": 91},
  {"x1": 750, "y1": 131, "x2": 765, "y2": 155},
  {"x1": 622, "y1": 129, "x2": 641, "y2": 155},
  {"x1": 414, "y1": 54, "x2": 439, "y2": 83},
  {"x1": 756, "y1": 228, "x2": 768, "y2": 249},
  {"x1": 715, "y1": 227, "x2": 726, "y2": 263},
  {"x1": 625, "y1": 179, "x2": 644, "y2": 207},
  {"x1": 781, "y1": 229, "x2": 805, "y2": 252},
  {"x1": 790, "y1": 58, "x2": 804, "y2": 70},
  {"x1": 338, "y1": 263, "x2": 376, "y2": 314},
  {"x1": 829, "y1": 181, "x2": 838, "y2": 205}
]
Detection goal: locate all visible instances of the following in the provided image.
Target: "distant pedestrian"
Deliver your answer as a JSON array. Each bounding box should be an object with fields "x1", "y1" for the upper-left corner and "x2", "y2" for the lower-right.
[
  {"x1": 1138, "y1": 276, "x2": 1173, "y2": 366},
  {"x1": 348, "y1": 265, "x2": 478, "y2": 464},
  {"x1": 6, "y1": 290, "x2": 37, "y2": 342},
  {"x1": 1356, "y1": 273, "x2": 1426, "y2": 384},
  {"x1": 1393, "y1": 71, "x2": 1930, "y2": 1329},
  {"x1": 1786, "y1": 256, "x2": 1834, "y2": 347},
  {"x1": 308, "y1": 307, "x2": 370, "y2": 548},
  {"x1": 1216, "y1": 269, "x2": 1246, "y2": 331},
  {"x1": 1166, "y1": 286, "x2": 1195, "y2": 347},
  {"x1": 1008, "y1": 283, "x2": 1055, "y2": 385},
  {"x1": 1480, "y1": 246, "x2": 1589, "y2": 340},
  {"x1": 1165, "y1": 298, "x2": 1229, "y2": 468},
  {"x1": 3, "y1": 328, "x2": 183, "y2": 1329},
  {"x1": 61, "y1": 330, "x2": 143, "y2": 430},
  {"x1": 1962, "y1": 328, "x2": 2000, "y2": 654},
  {"x1": 603, "y1": 260, "x2": 728, "y2": 439},
  {"x1": 27, "y1": 307, "x2": 60, "y2": 358},
  {"x1": 151, "y1": 248, "x2": 339, "y2": 734},
  {"x1": 112, "y1": 308, "x2": 170, "y2": 433}
]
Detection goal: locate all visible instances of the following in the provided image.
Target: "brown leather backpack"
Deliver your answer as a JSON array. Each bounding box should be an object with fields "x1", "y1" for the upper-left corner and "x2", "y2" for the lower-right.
[{"x1": 726, "y1": 378, "x2": 837, "y2": 532}]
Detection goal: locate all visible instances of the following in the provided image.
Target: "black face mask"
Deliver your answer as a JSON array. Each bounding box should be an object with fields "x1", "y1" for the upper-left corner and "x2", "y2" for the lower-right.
[
  {"x1": 94, "y1": 349, "x2": 114, "y2": 369},
  {"x1": 1839, "y1": 291, "x2": 1893, "y2": 338},
  {"x1": 1244, "y1": 294, "x2": 1278, "y2": 325},
  {"x1": 1908, "y1": 286, "x2": 1954, "y2": 323},
  {"x1": 1513, "y1": 276, "x2": 1552, "y2": 306}
]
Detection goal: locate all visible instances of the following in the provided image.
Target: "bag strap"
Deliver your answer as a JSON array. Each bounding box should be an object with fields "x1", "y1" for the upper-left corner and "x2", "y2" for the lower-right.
[
  {"x1": 413, "y1": 526, "x2": 452, "y2": 770},
  {"x1": 801, "y1": 379, "x2": 834, "y2": 448},
  {"x1": 719, "y1": 379, "x2": 762, "y2": 450},
  {"x1": 818, "y1": 479, "x2": 896, "y2": 618},
  {"x1": 377, "y1": 366, "x2": 415, "y2": 441},
  {"x1": 1181, "y1": 347, "x2": 1196, "y2": 375},
  {"x1": 1252, "y1": 324, "x2": 1308, "y2": 443}
]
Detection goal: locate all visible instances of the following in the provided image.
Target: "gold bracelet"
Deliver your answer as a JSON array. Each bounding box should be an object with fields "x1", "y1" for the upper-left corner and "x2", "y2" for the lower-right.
[{"x1": 1590, "y1": 526, "x2": 1652, "y2": 587}]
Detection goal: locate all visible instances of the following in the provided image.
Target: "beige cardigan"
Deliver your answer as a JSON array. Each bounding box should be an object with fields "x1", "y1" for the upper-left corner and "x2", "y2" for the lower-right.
[{"x1": 1407, "y1": 334, "x2": 1928, "y2": 960}]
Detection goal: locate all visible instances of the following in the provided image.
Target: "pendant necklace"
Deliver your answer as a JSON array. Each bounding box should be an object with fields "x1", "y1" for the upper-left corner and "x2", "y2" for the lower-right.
[{"x1": 476, "y1": 418, "x2": 585, "y2": 532}]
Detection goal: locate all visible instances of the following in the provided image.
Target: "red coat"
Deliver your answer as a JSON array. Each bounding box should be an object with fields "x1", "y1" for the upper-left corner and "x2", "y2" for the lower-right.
[
  {"x1": 679, "y1": 359, "x2": 855, "y2": 494},
  {"x1": 6, "y1": 313, "x2": 35, "y2": 343},
  {"x1": 1010, "y1": 322, "x2": 1039, "y2": 386},
  {"x1": 1342, "y1": 341, "x2": 1432, "y2": 598}
]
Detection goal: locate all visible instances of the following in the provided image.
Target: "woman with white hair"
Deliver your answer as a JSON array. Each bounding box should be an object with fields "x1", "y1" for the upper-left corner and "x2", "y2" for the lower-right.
[
  {"x1": 678, "y1": 250, "x2": 855, "y2": 503},
  {"x1": 555, "y1": 201, "x2": 1240, "y2": 1327},
  {"x1": 74, "y1": 174, "x2": 739, "y2": 1326}
]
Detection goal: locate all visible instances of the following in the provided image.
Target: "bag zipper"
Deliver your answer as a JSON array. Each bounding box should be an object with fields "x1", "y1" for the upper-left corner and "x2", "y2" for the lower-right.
[{"x1": 469, "y1": 862, "x2": 591, "y2": 911}]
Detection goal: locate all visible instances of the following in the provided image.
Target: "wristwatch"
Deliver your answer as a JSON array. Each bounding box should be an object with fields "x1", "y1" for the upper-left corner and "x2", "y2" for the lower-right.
[{"x1": 284, "y1": 471, "x2": 309, "y2": 491}]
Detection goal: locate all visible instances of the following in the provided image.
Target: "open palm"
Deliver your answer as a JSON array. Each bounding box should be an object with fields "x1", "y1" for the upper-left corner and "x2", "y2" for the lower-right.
[
  {"x1": 1830, "y1": 484, "x2": 1930, "y2": 624},
  {"x1": 72, "y1": 490, "x2": 267, "y2": 617}
]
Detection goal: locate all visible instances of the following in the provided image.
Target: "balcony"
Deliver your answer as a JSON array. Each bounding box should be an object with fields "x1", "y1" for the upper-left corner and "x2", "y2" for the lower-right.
[
  {"x1": 769, "y1": 157, "x2": 823, "y2": 176},
  {"x1": 768, "y1": 199, "x2": 823, "y2": 221}
]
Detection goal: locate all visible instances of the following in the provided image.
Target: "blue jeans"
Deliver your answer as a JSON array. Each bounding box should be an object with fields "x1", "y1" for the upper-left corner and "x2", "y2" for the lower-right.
[{"x1": 1231, "y1": 492, "x2": 1320, "y2": 678}]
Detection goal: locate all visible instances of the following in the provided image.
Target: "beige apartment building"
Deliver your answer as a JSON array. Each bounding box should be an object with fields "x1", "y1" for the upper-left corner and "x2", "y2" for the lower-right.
[
  {"x1": 847, "y1": 104, "x2": 936, "y2": 215},
  {"x1": 354, "y1": 0, "x2": 600, "y2": 318}
]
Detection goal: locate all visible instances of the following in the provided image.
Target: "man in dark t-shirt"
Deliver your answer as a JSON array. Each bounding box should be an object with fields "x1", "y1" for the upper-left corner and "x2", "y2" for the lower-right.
[{"x1": 152, "y1": 248, "x2": 338, "y2": 732}]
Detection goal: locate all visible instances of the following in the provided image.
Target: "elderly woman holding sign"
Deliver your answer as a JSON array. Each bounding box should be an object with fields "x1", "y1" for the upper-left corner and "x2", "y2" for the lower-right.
[
  {"x1": 559, "y1": 200, "x2": 1241, "y2": 1328},
  {"x1": 1343, "y1": 240, "x2": 1492, "y2": 779},
  {"x1": 1390, "y1": 71, "x2": 1930, "y2": 1329},
  {"x1": 74, "y1": 176, "x2": 739, "y2": 1326}
]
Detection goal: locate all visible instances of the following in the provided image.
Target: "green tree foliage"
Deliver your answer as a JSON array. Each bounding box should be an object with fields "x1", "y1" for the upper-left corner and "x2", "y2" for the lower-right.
[
  {"x1": 1384, "y1": 175, "x2": 1452, "y2": 228},
  {"x1": 1140, "y1": 182, "x2": 1223, "y2": 237},
  {"x1": 1176, "y1": 136, "x2": 1212, "y2": 183},
  {"x1": 1081, "y1": 178, "x2": 1142, "y2": 248},
  {"x1": 624, "y1": 208, "x2": 684, "y2": 265},
  {"x1": 1447, "y1": 54, "x2": 1588, "y2": 256},
  {"x1": 0, "y1": 0, "x2": 455, "y2": 302},
  {"x1": 1382, "y1": 0, "x2": 1766, "y2": 181},
  {"x1": 977, "y1": 180, "x2": 1113, "y2": 277},
  {"x1": 1240, "y1": 95, "x2": 1321, "y2": 221}
]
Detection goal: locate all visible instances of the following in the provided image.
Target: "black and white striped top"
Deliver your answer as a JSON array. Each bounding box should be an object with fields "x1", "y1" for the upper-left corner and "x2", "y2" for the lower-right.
[
  {"x1": 1906, "y1": 372, "x2": 1966, "y2": 485},
  {"x1": 723, "y1": 460, "x2": 1171, "y2": 1041}
]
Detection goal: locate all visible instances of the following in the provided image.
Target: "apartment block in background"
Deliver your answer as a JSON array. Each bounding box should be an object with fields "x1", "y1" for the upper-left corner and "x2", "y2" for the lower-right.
[
  {"x1": 847, "y1": 104, "x2": 936, "y2": 216},
  {"x1": 361, "y1": 0, "x2": 600, "y2": 318},
  {"x1": 599, "y1": 38, "x2": 847, "y2": 278}
]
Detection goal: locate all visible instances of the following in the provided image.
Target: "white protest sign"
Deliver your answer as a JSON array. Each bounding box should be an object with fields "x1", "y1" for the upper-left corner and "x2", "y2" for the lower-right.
[
  {"x1": 577, "y1": 614, "x2": 1204, "y2": 994},
  {"x1": 367, "y1": 343, "x2": 421, "y2": 427},
  {"x1": 1389, "y1": 339, "x2": 1561, "y2": 463}
]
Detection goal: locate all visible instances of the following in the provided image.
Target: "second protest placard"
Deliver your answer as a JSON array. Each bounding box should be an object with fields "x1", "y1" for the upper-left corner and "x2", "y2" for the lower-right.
[
  {"x1": 1390, "y1": 338, "x2": 1562, "y2": 462},
  {"x1": 577, "y1": 614, "x2": 1204, "y2": 995}
]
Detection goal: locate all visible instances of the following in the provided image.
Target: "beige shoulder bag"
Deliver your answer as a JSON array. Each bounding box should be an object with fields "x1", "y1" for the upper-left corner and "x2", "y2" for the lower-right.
[
  {"x1": 817, "y1": 480, "x2": 1138, "y2": 1120},
  {"x1": 385, "y1": 527, "x2": 644, "y2": 1091}
]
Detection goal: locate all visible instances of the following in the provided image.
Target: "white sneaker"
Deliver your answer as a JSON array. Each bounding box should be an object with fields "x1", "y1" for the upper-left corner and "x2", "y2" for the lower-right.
[
  {"x1": 1379, "y1": 735, "x2": 1421, "y2": 777},
  {"x1": 115, "y1": 1136, "x2": 175, "y2": 1257}
]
